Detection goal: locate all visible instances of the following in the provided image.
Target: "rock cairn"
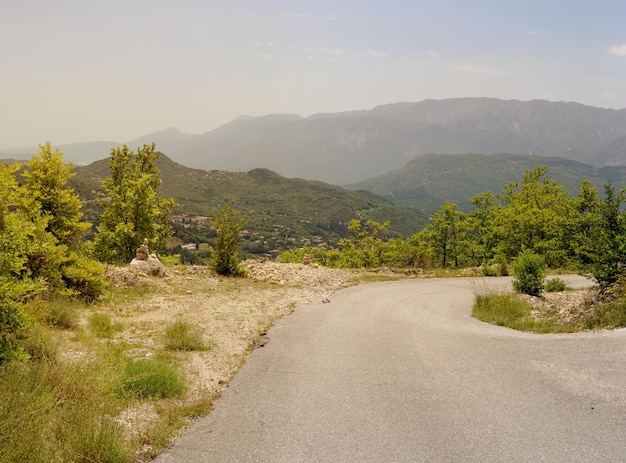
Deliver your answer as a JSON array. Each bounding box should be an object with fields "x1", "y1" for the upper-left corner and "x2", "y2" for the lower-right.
[{"x1": 129, "y1": 238, "x2": 166, "y2": 277}]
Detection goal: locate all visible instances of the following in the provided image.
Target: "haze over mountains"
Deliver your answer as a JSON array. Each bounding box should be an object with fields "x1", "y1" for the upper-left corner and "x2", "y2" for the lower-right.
[{"x1": 4, "y1": 97, "x2": 626, "y2": 185}]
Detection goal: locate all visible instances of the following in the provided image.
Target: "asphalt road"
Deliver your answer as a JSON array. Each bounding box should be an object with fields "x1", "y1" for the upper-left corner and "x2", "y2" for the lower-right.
[{"x1": 156, "y1": 275, "x2": 626, "y2": 462}]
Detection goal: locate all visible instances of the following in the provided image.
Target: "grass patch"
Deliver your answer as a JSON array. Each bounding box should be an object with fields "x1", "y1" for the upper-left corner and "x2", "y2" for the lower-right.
[
  {"x1": 21, "y1": 324, "x2": 59, "y2": 363},
  {"x1": 583, "y1": 300, "x2": 626, "y2": 330},
  {"x1": 88, "y1": 312, "x2": 123, "y2": 338},
  {"x1": 164, "y1": 320, "x2": 209, "y2": 351},
  {"x1": 138, "y1": 397, "x2": 214, "y2": 460},
  {"x1": 472, "y1": 291, "x2": 574, "y2": 333},
  {"x1": 116, "y1": 358, "x2": 187, "y2": 399},
  {"x1": 26, "y1": 296, "x2": 81, "y2": 329},
  {"x1": 0, "y1": 361, "x2": 132, "y2": 463}
]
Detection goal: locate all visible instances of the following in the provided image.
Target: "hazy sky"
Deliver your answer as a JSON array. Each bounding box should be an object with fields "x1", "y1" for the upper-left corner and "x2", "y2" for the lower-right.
[{"x1": 2, "y1": 0, "x2": 626, "y2": 149}]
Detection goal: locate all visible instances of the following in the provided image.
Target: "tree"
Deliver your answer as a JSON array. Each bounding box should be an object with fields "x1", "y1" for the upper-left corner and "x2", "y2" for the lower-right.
[
  {"x1": 94, "y1": 143, "x2": 176, "y2": 263},
  {"x1": 337, "y1": 219, "x2": 390, "y2": 268},
  {"x1": 492, "y1": 167, "x2": 574, "y2": 267},
  {"x1": 0, "y1": 164, "x2": 45, "y2": 363},
  {"x1": 467, "y1": 191, "x2": 499, "y2": 265},
  {"x1": 22, "y1": 142, "x2": 89, "y2": 248},
  {"x1": 424, "y1": 202, "x2": 471, "y2": 268},
  {"x1": 211, "y1": 204, "x2": 245, "y2": 276},
  {"x1": 572, "y1": 179, "x2": 600, "y2": 266},
  {"x1": 583, "y1": 183, "x2": 626, "y2": 289}
]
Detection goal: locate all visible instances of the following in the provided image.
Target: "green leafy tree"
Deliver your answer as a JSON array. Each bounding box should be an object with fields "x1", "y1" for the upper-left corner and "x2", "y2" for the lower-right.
[
  {"x1": 493, "y1": 167, "x2": 574, "y2": 267},
  {"x1": 584, "y1": 183, "x2": 626, "y2": 289},
  {"x1": 94, "y1": 143, "x2": 176, "y2": 263},
  {"x1": 22, "y1": 142, "x2": 90, "y2": 248},
  {"x1": 211, "y1": 204, "x2": 245, "y2": 276},
  {"x1": 572, "y1": 179, "x2": 601, "y2": 266},
  {"x1": 337, "y1": 219, "x2": 390, "y2": 268},
  {"x1": 424, "y1": 202, "x2": 471, "y2": 268},
  {"x1": 0, "y1": 164, "x2": 45, "y2": 362},
  {"x1": 467, "y1": 191, "x2": 500, "y2": 265}
]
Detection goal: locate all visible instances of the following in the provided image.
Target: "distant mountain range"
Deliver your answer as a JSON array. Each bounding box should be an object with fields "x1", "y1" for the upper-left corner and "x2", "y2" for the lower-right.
[{"x1": 5, "y1": 97, "x2": 626, "y2": 185}]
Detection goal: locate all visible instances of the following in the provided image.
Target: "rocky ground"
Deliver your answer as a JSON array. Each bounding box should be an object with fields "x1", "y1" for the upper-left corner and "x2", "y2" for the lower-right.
[{"x1": 520, "y1": 288, "x2": 597, "y2": 326}]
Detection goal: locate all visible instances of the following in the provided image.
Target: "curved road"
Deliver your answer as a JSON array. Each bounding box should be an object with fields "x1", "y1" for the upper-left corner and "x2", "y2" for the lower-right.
[{"x1": 156, "y1": 276, "x2": 626, "y2": 462}]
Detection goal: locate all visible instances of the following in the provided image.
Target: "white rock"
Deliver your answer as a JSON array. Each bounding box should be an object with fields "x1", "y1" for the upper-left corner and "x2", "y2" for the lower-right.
[{"x1": 129, "y1": 255, "x2": 166, "y2": 277}]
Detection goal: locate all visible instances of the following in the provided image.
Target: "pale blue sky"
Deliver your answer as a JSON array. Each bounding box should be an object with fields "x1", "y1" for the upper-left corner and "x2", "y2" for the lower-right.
[{"x1": 1, "y1": 0, "x2": 625, "y2": 148}]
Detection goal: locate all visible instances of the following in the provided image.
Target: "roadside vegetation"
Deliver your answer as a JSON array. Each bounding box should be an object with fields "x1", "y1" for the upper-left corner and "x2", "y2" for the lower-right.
[{"x1": 2, "y1": 141, "x2": 626, "y2": 461}]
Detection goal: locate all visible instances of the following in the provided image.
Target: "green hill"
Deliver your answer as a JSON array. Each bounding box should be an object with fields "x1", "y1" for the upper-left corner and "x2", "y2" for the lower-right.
[
  {"x1": 71, "y1": 155, "x2": 429, "y2": 257},
  {"x1": 347, "y1": 153, "x2": 626, "y2": 212}
]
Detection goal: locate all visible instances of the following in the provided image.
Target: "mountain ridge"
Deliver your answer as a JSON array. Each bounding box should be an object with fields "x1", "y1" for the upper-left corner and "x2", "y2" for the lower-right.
[{"x1": 4, "y1": 97, "x2": 626, "y2": 183}]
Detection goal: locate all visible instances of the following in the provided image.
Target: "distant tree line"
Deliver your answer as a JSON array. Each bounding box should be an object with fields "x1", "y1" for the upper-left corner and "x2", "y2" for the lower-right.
[{"x1": 280, "y1": 166, "x2": 626, "y2": 290}]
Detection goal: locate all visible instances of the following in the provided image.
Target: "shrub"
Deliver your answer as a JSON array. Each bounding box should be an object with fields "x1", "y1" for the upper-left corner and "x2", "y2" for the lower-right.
[
  {"x1": 211, "y1": 204, "x2": 245, "y2": 277},
  {"x1": 482, "y1": 265, "x2": 497, "y2": 277},
  {"x1": 513, "y1": 251, "x2": 546, "y2": 296},
  {"x1": 164, "y1": 320, "x2": 208, "y2": 351},
  {"x1": 544, "y1": 277, "x2": 567, "y2": 293},
  {"x1": 116, "y1": 358, "x2": 186, "y2": 399},
  {"x1": 62, "y1": 253, "x2": 108, "y2": 301},
  {"x1": 495, "y1": 256, "x2": 509, "y2": 276},
  {"x1": 0, "y1": 295, "x2": 30, "y2": 364}
]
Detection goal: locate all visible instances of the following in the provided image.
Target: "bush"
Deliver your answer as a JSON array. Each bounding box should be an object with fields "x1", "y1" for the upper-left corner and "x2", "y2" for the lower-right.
[
  {"x1": 482, "y1": 265, "x2": 497, "y2": 277},
  {"x1": 544, "y1": 277, "x2": 567, "y2": 293},
  {"x1": 0, "y1": 295, "x2": 30, "y2": 365},
  {"x1": 513, "y1": 251, "x2": 546, "y2": 296},
  {"x1": 116, "y1": 358, "x2": 186, "y2": 399},
  {"x1": 164, "y1": 320, "x2": 208, "y2": 351},
  {"x1": 496, "y1": 257, "x2": 509, "y2": 276},
  {"x1": 211, "y1": 204, "x2": 245, "y2": 276},
  {"x1": 62, "y1": 253, "x2": 108, "y2": 301}
]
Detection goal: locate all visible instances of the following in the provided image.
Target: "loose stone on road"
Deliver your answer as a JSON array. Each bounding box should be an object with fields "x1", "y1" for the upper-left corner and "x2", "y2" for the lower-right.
[{"x1": 156, "y1": 275, "x2": 626, "y2": 462}]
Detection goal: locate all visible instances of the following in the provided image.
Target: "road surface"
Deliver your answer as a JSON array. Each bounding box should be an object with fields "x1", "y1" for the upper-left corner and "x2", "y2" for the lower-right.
[{"x1": 156, "y1": 275, "x2": 626, "y2": 462}]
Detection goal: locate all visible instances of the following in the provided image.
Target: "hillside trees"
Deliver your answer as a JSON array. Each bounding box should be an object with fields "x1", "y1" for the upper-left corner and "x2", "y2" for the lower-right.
[
  {"x1": 280, "y1": 165, "x2": 626, "y2": 282},
  {"x1": 94, "y1": 143, "x2": 176, "y2": 263}
]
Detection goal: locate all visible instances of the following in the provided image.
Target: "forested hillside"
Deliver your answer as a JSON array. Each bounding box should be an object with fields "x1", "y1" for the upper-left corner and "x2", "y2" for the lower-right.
[
  {"x1": 69, "y1": 154, "x2": 429, "y2": 258},
  {"x1": 348, "y1": 153, "x2": 626, "y2": 212}
]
